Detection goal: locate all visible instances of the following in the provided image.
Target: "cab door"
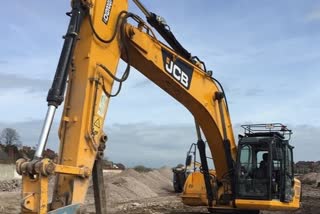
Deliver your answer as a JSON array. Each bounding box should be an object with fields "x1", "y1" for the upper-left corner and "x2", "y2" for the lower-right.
[{"x1": 281, "y1": 144, "x2": 294, "y2": 202}]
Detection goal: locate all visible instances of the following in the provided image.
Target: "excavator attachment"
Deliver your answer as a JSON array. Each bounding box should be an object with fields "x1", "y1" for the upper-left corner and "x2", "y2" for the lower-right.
[{"x1": 47, "y1": 204, "x2": 81, "y2": 214}]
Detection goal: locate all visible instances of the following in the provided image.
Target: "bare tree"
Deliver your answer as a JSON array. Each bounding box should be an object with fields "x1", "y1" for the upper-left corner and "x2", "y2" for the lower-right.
[{"x1": 0, "y1": 128, "x2": 21, "y2": 146}]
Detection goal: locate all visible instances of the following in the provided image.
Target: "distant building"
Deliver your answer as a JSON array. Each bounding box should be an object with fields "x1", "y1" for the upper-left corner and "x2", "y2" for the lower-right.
[
  {"x1": 43, "y1": 148, "x2": 58, "y2": 162},
  {"x1": 0, "y1": 148, "x2": 10, "y2": 163},
  {"x1": 0, "y1": 144, "x2": 58, "y2": 163},
  {"x1": 22, "y1": 146, "x2": 32, "y2": 153},
  {"x1": 0, "y1": 144, "x2": 19, "y2": 164}
]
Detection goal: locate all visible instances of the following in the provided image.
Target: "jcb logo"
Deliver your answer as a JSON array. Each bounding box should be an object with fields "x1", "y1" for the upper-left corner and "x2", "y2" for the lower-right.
[
  {"x1": 165, "y1": 58, "x2": 189, "y2": 88},
  {"x1": 102, "y1": 0, "x2": 113, "y2": 24},
  {"x1": 162, "y1": 49, "x2": 193, "y2": 90}
]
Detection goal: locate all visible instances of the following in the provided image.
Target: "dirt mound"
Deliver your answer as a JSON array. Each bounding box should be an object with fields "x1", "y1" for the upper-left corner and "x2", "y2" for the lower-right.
[
  {"x1": 0, "y1": 179, "x2": 21, "y2": 192},
  {"x1": 0, "y1": 168, "x2": 176, "y2": 213},
  {"x1": 107, "y1": 176, "x2": 157, "y2": 203},
  {"x1": 103, "y1": 168, "x2": 173, "y2": 204},
  {"x1": 299, "y1": 172, "x2": 320, "y2": 185},
  {"x1": 158, "y1": 166, "x2": 173, "y2": 180},
  {"x1": 1, "y1": 168, "x2": 320, "y2": 214}
]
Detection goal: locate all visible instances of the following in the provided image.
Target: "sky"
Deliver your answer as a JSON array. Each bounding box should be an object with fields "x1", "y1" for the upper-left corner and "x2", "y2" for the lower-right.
[{"x1": 0, "y1": 0, "x2": 320, "y2": 167}]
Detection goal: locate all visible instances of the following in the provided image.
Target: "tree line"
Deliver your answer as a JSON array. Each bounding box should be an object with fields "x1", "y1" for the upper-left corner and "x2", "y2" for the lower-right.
[
  {"x1": 0, "y1": 128, "x2": 21, "y2": 147},
  {"x1": 0, "y1": 128, "x2": 57, "y2": 163}
]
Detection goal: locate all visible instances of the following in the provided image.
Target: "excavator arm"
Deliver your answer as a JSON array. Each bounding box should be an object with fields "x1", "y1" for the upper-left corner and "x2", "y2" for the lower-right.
[
  {"x1": 122, "y1": 17, "x2": 238, "y2": 204},
  {"x1": 16, "y1": 0, "x2": 300, "y2": 213},
  {"x1": 123, "y1": 18, "x2": 237, "y2": 177}
]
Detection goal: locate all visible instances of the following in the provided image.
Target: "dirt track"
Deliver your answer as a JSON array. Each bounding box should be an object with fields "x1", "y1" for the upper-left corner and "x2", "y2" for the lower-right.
[{"x1": 0, "y1": 169, "x2": 319, "y2": 214}]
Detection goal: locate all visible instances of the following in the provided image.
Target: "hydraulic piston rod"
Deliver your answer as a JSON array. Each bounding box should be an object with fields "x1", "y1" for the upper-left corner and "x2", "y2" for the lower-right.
[
  {"x1": 194, "y1": 119, "x2": 214, "y2": 207},
  {"x1": 34, "y1": 106, "x2": 56, "y2": 158},
  {"x1": 34, "y1": 0, "x2": 86, "y2": 159}
]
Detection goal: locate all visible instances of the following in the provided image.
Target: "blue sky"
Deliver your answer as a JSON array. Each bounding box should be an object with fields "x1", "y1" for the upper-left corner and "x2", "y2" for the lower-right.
[{"x1": 0, "y1": 1, "x2": 320, "y2": 167}]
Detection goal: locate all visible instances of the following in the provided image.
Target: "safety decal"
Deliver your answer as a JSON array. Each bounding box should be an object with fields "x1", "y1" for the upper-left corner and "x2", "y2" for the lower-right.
[
  {"x1": 97, "y1": 91, "x2": 108, "y2": 117},
  {"x1": 94, "y1": 118, "x2": 101, "y2": 128}
]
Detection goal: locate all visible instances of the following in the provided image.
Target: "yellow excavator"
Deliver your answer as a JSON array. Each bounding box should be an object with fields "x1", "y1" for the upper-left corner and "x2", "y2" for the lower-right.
[{"x1": 15, "y1": 0, "x2": 301, "y2": 213}]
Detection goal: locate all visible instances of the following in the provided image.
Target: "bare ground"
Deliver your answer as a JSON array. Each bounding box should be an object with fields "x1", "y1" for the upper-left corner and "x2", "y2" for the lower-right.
[{"x1": 0, "y1": 169, "x2": 319, "y2": 214}]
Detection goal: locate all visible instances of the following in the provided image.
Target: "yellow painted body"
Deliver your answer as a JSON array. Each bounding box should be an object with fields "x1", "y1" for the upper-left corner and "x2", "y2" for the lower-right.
[
  {"x1": 183, "y1": 172, "x2": 301, "y2": 210},
  {"x1": 51, "y1": 0, "x2": 128, "y2": 209},
  {"x1": 18, "y1": 0, "x2": 301, "y2": 213},
  {"x1": 182, "y1": 171, "x2": 216, "y2": 206},
  {"x1": 21, "y1": 175, "x2": 49, "y2": 214},
  {"x1": 235, "y1": 178, "x2": 301, "y2": 210},
  {"x1": 124, "y1": 23, "x2": 237, "y2": 179},
  {"x1": 50, "y1": 0, "x2": 237, "y2": 209}
]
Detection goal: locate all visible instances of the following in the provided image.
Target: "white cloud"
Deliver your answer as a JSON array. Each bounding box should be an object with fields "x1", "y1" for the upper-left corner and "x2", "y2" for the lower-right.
[
  {"x1": 305, "y1": 8, "x2": 320, "y2": 22},
  {"x1": 0, "y1": 73, "x2": 50, "y2": 93}
]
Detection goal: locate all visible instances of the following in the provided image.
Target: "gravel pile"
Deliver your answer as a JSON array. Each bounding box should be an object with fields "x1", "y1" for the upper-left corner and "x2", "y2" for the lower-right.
[
  {"x1": 299, "y1": 172, "x2": 320, "y2": 186},
  {"x1": 83, "y1": 167, "x2": 174, "y2": 213},
  {"x1": 103, "y1": 167, "x2": 173, "y2": 203},
  {"x1": 0, "y1": 179, "x2": 21, "y2": 192}
]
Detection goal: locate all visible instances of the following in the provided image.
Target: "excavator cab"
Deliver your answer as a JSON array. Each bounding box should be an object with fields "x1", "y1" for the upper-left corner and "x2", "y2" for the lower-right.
[{"x1": 236, "y1": 124, "x2": 296, "y2": 203}]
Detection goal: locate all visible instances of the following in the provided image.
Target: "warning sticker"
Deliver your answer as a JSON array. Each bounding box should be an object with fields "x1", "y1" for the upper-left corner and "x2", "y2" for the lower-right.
[
  {"x1": 97, "y1": 92, "x2": 108, "y2": 117},
  {"x1": 94, "y1": 118, "x2": 101, "y2": 128}
]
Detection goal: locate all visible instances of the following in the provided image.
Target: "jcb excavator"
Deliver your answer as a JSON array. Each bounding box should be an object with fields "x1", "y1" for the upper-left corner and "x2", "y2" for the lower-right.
[{"x1": 15, "y1": 0, "x2": 301, "y2": 213}]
